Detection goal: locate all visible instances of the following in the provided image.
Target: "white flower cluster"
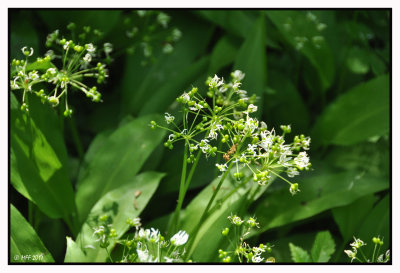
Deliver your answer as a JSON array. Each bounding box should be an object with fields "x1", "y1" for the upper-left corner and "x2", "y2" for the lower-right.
[
  {"x1": 10, "y1": 28, "x2": 110, "y2": 116},
  {"x1": 151, "y1": 71, "x2": 311, "y2": 195}
]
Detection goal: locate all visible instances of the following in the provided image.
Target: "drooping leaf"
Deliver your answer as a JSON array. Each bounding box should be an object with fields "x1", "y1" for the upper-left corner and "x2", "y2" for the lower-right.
[
  {"x1": 332, "y1": 195, "x2": 377, "y2": 242},
  {"x1": 233, "y1": 13, "x2": 267, "y2": 113},
  {"x1": 70, "y1": 172, "x2": 164, "y2": 262},
  {"x1": 10, "y1": 93, "x2": 75, "y2": 219},
  {"x1": 254, "y1": 171, "x2": 389, "y2": 234},
  {"x1": 10, "y1": 204, "x2": 55, "y2": 263},
  {"x1": 312, "y1": 75, "x2": 389, "y2": 146},
  {"x1": 266, "y1": 10, "x2": 335, "y2": 91},
  {"x1": 208, "y1": 35, "x2": 239, "y2": 75},
  {"x1": 289, "y1": 243, "x2": 312, "y2": 263},
  {"x1": 75, "y1": 114, "x2": 165, "y2": 224},
  {"x1": 311, "y1": 231, "x2": 336, "y2": 262}
]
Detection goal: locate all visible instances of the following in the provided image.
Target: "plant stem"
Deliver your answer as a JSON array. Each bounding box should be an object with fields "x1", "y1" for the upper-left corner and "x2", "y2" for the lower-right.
[
  {"x1": 169, "y1": 143, "x2": 188, "y2": 235},
  {"x1": 68, "y1": 115, "x2": 84, "y2": 161}
]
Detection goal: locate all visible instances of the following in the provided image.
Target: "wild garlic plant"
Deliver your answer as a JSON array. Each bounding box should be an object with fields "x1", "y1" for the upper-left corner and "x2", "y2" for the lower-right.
[
  {"x1": 344, "y1": 236, "x2": 390, "y2": 263},
  {"x1": 218, "y1": 214, "x2": 275, "y2": 263},
  {"x1": 150, "y1": 70, "x2": 311, "y2": 239},
  {"x1": 120, "y1": 10, "x2": 181, "y2": 64},
  {"x1": 10, "y1": 27, "x2": 110, "y2": 116}
]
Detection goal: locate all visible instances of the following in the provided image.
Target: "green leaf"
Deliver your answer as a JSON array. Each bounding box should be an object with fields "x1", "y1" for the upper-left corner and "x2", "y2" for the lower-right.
[
  {"x1": 64, "y1": 237, "x2": 86, "y2": 263},
  {"x1": 332, "y1": 195, "x2": 377, "y2": 242},
  {"x1": 10, "y1": 93, "x2": 75, "y2": 219},
  {"x1": 139, "y1": 56, "x2": 209, "y2": 116},
  {"x1": 266, "y1": 10, "x2": 334, "y2": 91},
  {"x1": 311, "y1": 75, "x2": 389, "y2": 146},
  {"x1": 120, "y1": 14, "x2": 213, "y2": 116},
  {"x1": 311, "y1": 231, "x2": 335, "y2": 262},
  {"x1": 71, "y1": 172, "x2": 164, "y2": 262},
  {"x1": 234, "y1": 14, "x2": 267, "y2": 110},
  {"x1": 289, "y1": 243, "x2": 312, "y2": 262},
  {"x1": 10, "y1": 205, "x2": 55, "y2": 263},
  {"x1": 208, "y1": 35, "x2": 239, "y2": 75},
  {"x1": 254, "y1": 171, "x2": 389, "y2": 233},
  {"x1": 356, "y1": 194, "x2": 390, "y2": 254},
  {"x1": 37, "y1": 10, "x2": 122, "y2": 39},
  {"x1": 180, "y1": 169, "x2": 271, "y2": 261},
  {"x1": 75, "y1": 114, "x2": 165, "y2": 224}
]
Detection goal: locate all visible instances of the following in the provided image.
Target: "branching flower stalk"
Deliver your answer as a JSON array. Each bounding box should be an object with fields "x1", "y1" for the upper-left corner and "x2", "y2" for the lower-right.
[
  {"x1": 344, "y1": 236, "x2": 390, "y2": 263},
  {"x1": 10, "y1": 29, "x2": 110, "y2": 117},
  {"x1": 151, "y1": 70, "x2": 312, "y2": 239}
]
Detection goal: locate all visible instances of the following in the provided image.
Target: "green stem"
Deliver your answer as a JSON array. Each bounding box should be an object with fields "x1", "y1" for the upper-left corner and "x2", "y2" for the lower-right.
[
  {"x1": 372, "y1": 243, "x2": 377, "y2": 262},
  {"x1": 169, "y1": 143, "x2": 188, "y2": 235},
  {"x1": 105, "y1": 247, "x2": 113, "y2": 262},
  {"x1": 68, "y1": 116, "x2": 84, "y2": 160}
]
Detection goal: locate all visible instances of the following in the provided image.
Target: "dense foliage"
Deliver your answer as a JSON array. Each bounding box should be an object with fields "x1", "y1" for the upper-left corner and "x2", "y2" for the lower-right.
[{"x1": 9, "y1": 9, "x2": 390, "y2": 263}]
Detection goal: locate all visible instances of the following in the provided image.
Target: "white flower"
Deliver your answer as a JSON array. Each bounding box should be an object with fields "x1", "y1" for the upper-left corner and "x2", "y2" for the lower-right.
[
  {"x1": 83, "y1": 53, "x2": 92, "y2": 63},
  {"x1": 216, "y1": 163, "x2": 228, "y2": 172},
  {"x1": 287, "y1": 167, "x2": 299, "y2": 178},
  {"x1": 344, "y1": 249, "x2": 357, "y2": 262},
  {"x1": 231, "y1": 70, "x2": 245, "y2": 81},
  {"x1": 228, "y1": 215, "x2": 243, "y2": 226},
  {"x1": 247, "y1": 144, "x2": 257, "y2": 156},
  {"x1": 63, "y1": 41, "x2": 70, "y2": 50},
  {"x1": 199, "y1": 139, "x2": 211, "y2": 154},
  {"x1": 189, "y1": 102, "x2": 204, "y2": 111},
  {"x1": 170, "y1": 230, "x2": 189, "y2": 246},
  {"x1": 247, "y1": 104, "x2": 258, "y2": 113},
  {"x1": 28, "y1": 71, "x2": 39, "y2": 80},
  {"x1": 11, "y1": 77, "x2": 20, "y2": 89},
  {"x1": 136, "y1": 242, "x2": 156, "y2": 262},
  {"x1": 180, "y1": 92, "x2": 190, "y2": 103},
  {"x1": 252, "y1": 255, "x2": 264, "y2": 263},
  {"x1": 209, "y1": 74, "x2": 224, "y2": 88},
  {"x1": 104, "y1": 43, "x2": 113, "y2": 55},
  {"x1": 46, "y1": 68, "x2": 57, "y2": 76},
  {"x1": 85, "y1": 43, "x2": 96, "y2": 53},
  {"x1": 294, "y1": 152, "x2": 310, "y2": 169},
  {"x1": 164, "y1": 112, "x2": 175, "y2": 124},
  {"x1": 232, "y1": 80, "x2": 241, "y2": 90},
  {"x1": 21, "y1": 46, "x2": 34, "y2": 56},
  {"x1": 350, "y1": 237, "x2": 366, "y2": 249},
  {"x1": 245, "y1": 116, "x2": 259, "y2": 133}
]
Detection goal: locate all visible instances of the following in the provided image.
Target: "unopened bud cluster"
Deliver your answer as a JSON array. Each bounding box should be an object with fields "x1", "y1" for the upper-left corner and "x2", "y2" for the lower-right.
[{"x1": 344, "y1": 235, "x2": 390, "y2": 263}]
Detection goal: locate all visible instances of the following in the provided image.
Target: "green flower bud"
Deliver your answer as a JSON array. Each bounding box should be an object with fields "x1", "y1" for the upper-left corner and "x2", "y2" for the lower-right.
[{"x1": 221, "y1": 227, "x2": 229, "y2": 236}]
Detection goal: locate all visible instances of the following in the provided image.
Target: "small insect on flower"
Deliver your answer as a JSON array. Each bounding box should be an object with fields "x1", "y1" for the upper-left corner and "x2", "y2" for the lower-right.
[{"x1": 223, "y1": 143, "x2": 238, "y2": 161}]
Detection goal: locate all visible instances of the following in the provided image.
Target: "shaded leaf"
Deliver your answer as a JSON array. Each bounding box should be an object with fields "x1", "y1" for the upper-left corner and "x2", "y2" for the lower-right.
[
  {"x1": 10, "y1": 93, "x2": 75, "y2": 219},
  {"x1": 75, "y1": 114, "x2": 165, "y2": 224},
  {"x1": 311, "y1": 231, "x2": 335, "y2": 262},
  {"x1": 312, "y1": 75, "x2": 389, "y2": 146},
  {"x1": 72, "y1": 172, "x2": 164, "y2": 262},
  {"x1": 289, "y1": 243, "x2": 311, "y2": 262},
  {"x1": 10, "y1": 204, "x2": 54, "y2": 263},
  {"x1": 254, "y1": 171, "x2": 389, "y2": 233},
  {"x1": 234, "y1": 13, "x2": 267, "y2": 112},
  {"x1": 208, "y1": 35, "x2": 239, "y2": 75}
]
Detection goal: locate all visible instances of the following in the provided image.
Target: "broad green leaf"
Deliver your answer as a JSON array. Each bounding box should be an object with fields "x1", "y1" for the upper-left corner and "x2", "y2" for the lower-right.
[
  {"x1": 265, "y1": 71, "x2": 310, "y2": 133},
  {"x1": 10, "y1": 205, "x2": 54, "y2": 263},
  {"x1": 289, "y1": 243, "x2": 311, "y2": 263},
  {"x1": 71, "y1": 172, "x2": 164, "y2": 262},
  {"x1": 332, "y1": 195, "x2": 377, "y2": 242},
  {"x1": 356, "y1": 194, "x2": 390, "y2": 254},
  {"x1": 234, "y1": 13, "x2": 267, "y2": 112},
  {"x1": 311, "y1": 231, "x2": 335, "y2": 262},
  {"x1": 10, "y1": 93, "x2": 75, "y2": 219},
  {"x1": 75, "y1": 114, "x2": 165, "y2": 224},
  {"x1": 266, "y1": 10, "x2": 334, "y2": 91},
  {"x1": 121, "y1": 14, "x2": 213, "y2": 116},
  {"x1": 254, "y1": 171, "x2": 389, "y2": 233},
  {"x1": 180, "y1": 168, "x2": 272, "y2": 261},
  {"x1": 139, "y1": 56, "x2": 209, "y2": 116},
  {"x1": 312, "y1": 75, "x2": 389, "y2": 146},
  {"x1": 64, "y1": 237, "x2": 86, "y2": 263},
  {"x1": 346, "y1": 48, "x2": 370, "y2": 74},
  {"x1": 208, "y1": 35, "x2": 239, "y2": 75}
]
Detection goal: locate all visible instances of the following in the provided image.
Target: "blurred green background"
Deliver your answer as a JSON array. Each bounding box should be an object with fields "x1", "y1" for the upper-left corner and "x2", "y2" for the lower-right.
[{"x1": 10, "y1": 9, "x2": 390, "y2": 263}]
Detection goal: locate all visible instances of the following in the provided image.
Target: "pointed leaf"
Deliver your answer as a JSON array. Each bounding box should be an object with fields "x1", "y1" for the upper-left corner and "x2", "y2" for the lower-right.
[
  {"x1": 311, "y1": 231, "x2": 335, "y2": 262},
  {"x1": 289, "y1": 243, "x2": 312, "y2": 263},
  {"x1": 75, "y1": 114, "x2": 165, "y2": 224},
  {"x1": 10, "y1": 205, "x2": 55, "y2": 263}
]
